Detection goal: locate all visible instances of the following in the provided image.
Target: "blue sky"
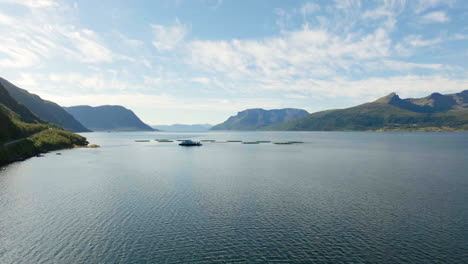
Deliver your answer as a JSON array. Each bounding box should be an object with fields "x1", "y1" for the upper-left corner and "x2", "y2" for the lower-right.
[{"x1": 0, "y1": 0, "x2": 467, "y2": 125}]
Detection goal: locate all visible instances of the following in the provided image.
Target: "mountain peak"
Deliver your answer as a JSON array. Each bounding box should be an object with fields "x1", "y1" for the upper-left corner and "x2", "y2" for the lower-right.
[
  {"x1": 428, "y1": 92, "x2": 443, "y2": 99},
  {"x1": 264, "y1": 90, "x2": 468, "y2": 131},
  {"x1": 375, "y1": 92, "x2": 400, "y2": 104}
]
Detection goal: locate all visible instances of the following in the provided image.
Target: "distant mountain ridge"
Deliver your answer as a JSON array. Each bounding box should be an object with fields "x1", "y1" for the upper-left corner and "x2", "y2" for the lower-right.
[
  {"x1": 0, "y1": 77, "x2": 90, "y2": 132},
  {"x1": 267, "y1": 90, "x2": 468, "y2": 131},
  {"x1": 211, "y1": 108, "x2": 309, "y2": 130},
  {"x1": 65, "y1": 105, "x2": 154, "y2": 132},
  {"x1": 152, "y1": 124, "x2": 212, "y2": 132},
  {"x1": 375, "y1": 91, "x2": 467, "y2": 113}
]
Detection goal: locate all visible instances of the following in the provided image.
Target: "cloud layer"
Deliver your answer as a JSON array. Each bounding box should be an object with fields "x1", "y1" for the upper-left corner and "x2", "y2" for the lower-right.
[{"x1": 0, "y1": 0, "x2": 466, "y2": 124}]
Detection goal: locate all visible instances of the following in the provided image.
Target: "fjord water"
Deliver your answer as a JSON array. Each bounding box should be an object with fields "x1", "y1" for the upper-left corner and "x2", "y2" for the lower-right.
[{"x1": 0, "y1": 132, "x2": 467, "y2": 263}]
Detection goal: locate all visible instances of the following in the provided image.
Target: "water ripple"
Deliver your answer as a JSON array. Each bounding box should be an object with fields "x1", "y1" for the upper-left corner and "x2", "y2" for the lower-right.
[{"x1": 0, "y1": 132, "x2": 467, "y2": 263}]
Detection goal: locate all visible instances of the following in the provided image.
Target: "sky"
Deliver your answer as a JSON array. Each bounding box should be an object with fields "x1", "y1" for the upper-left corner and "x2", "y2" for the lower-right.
[{"x1": 0, "y1": 0, "x2": 467, "y2": 125}]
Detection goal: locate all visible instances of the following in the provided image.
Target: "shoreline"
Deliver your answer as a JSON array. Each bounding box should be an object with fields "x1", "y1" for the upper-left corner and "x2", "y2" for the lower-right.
[{"x1": 0, "y1": 143, "x2": 100, "y2": 167}]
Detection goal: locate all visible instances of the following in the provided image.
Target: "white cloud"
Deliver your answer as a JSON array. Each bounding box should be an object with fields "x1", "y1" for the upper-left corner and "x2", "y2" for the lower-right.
[
  {"x1": 285, "y1": 93, "x2": 308, "y2": 99},
  {"x1": 0, "y1": 5, "x2": 125, "y2": 67},
  {"x1": 0, "y1": 0, "x2": 57, "y2": 8},
  {"x1": 403, "y1": 35, "x2": 442, "y2": 47},
  {"x1": 143, "y1": 76, "x2": 163, "y2": 86},
  {"x1": 47, "y1": 93, "x2": 294, "y2": 114},
  {"x1": 14, "y1": 72, "x2": 40, "y2": 87},
  {"x1": 420, "y1": 11, "x2": 450, "y2": 23},
  {"x1": 45, "y1": 75, "x2": 460, "y2": 113},
  {"x1": 254, "y1": 75, "x2": 468, "y2": 100},
  {"x1": 362, "y1": 9, "x2": 393, "y2": 20},
  {"x1": 1, "y1": 0, "x2": 466, "y2": 123},
  {"x1": 16, "y1": 71, "x2": 467, "y2": 117},
  {"x1": 187, "y1": 25, "x2": 393, "y2": 84},
  {"x1": 300, "y1": 2, "x2": 320, "y2": 16},
  {"x1": 190, "y1": 77, "x2": 211, "y2": 85},
  {"x1": 151, "y1": 19, "x2": 189, "y2": 51},
  {"x1": 61, "y1": 28, "x2": 115, "y2": 63},
  {"x1": 143, "y1": 74, "x2": 181, "y2": 88},
  {"x1": 47, "y1": 72, "x2": 132, "y2": 92},
  {"x1": 12, "y1": 70, "x2": 179, "y2": 96},
  {"x1": 414, "y1": 0, "x2": 455, "y2": 14},
  {"x1": 115, "y1": 32, "x2": 144, "y2": 47},
  {"x1": 0, "y1": 13, "x2": 15, "y2": 25},
  {"x1": 183, "y1": 0, "x2": 466, "y2": 101},
  {"x1": 0, "y1": 41, "x2": 43, "y2": 68},
  {"x1": 368, "y1": 60, "x2": 443, "y2": 71},
  {"x1": 181, "y1": 0, "x2": 466, "y2": 102},
  {"x1": 453, "y1": 34, "x2": 468, "y2": 40},
  {"x1": 333, "y1": 0, "x2": 361, "y2": 10},
  {"x1": 338, "y1": 76, "x2": 468, "y2": 99},
  {"x1": 362, "y1": 0, "x2": 406, "y2": 20}
]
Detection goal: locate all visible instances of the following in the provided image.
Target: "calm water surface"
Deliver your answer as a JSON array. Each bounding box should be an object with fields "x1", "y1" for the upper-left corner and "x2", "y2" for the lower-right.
[{"x1": 0, "y1": 132, "x2": 467, "y2": 263}]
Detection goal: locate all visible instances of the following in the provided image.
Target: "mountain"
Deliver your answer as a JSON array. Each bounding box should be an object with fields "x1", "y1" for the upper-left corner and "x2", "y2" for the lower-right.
[
  {"x1": 64, "y1": 105, "x2": 155, "y2": 132},
  {"x1": 0, "y1": 77, "x2": 90, "y2": 132},
  {"x1": 0, "y1": 82, "x2": 47, "y2": 142},
  {"x1": 1, "y1": 83, "x2": 88, "y2": 165},
  {"x1": 375, "y1": 91, "x2": 467, "y2": 113},
  {"x1": 0, "y1": 82, "x2": 44, "y2": 124},
  {"x1": 152, "y1": 124, "x2": 212, "y2": 132},
  {"x1": 211, "y1": 108, "x2": 309, "y2": 130},
  {"x1": 267, "y1": 90, "x2": 468, "y2": 131}
]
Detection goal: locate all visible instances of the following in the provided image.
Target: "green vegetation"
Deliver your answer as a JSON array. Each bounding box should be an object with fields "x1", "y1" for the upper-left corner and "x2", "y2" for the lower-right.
[
  {"x1": 30, "y1": 129, "x2": 88, "y2": 150},
  {"x1": 0, "y1": 82, "x2": 49, "y2": 143},
  {"x1": 0, "y1": 77, "x2": 89, "y2": 132},
  {"x1": 0, "y1": 129, "x2": 88, "y2": 166},
  {"x1": 0, "y1": 82, "x2": 45, "y2": 124},
  {"x1": 1, "y1": 82, "x2": 91, "y2": 166},
  {"x1": 267, "y1": 104, "x2": 468, "y2": 131},
  {"x1": 265, "y1": 91, "x2": 468, "y2": 131}
]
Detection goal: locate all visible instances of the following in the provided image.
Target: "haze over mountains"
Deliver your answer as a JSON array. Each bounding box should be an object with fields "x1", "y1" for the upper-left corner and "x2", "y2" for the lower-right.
[
  {"x1": 268, "y1": 91, "x2": 468, "y2": 131},
  {"x1": 65, "y1": 105, "x2": 154, "y2": 132},
  {"x1": 1, "y1": 76, "x2": 467, "y2": 134},
  {"x1": 211, "y1": 108, "x2": 309, "y2": 130},
  {"x1": 0, "y1": 77, "x2": 158, "y2": 133},
  {"x1": 152, "y1": 124, "x2": 212, "y2": 132},
  {"x1": 0, "y1": 78, "x2": 89, "y2": 132}
]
